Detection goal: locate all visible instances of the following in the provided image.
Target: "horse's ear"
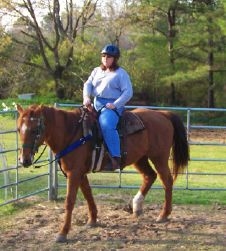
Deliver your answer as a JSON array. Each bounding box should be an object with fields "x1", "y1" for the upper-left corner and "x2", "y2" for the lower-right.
[{"x1": 16, "y1": 104, "x2": 23, "y2": 114}]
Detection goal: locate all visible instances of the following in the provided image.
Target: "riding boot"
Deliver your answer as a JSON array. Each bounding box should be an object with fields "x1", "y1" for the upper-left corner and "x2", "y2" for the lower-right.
[
  {"x1": 111, "y1": 157, "x2": 121, "y2": 170},
  {"x1": 103, "y1": 157, "x2": 121, "y2": 171}
]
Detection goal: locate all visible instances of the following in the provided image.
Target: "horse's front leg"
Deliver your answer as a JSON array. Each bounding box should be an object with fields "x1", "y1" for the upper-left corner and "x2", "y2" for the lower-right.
[
  {"x1": 56, "y1": 171, "x2": 81, "y2": 243},
  {"x1": 80, "y1": 175, "x2": 98, "y2": 226}
]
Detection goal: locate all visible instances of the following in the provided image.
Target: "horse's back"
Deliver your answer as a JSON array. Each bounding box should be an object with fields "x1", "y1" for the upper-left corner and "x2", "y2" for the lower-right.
[
  {"x1": 124, "y1": 108, "x2": 175, "y2": 164},
  {"x1": 131, "y1": 108, "x2": 174, "y2": 136}
]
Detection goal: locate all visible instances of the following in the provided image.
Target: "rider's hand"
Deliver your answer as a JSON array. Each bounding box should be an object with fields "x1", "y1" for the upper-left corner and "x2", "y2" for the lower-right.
[
  {"x1": 106, "y1": 103, "x2": 116, "y2": 109},
  {"x1": 83, "y1": 96, "x2": 91, "y2": 107}
]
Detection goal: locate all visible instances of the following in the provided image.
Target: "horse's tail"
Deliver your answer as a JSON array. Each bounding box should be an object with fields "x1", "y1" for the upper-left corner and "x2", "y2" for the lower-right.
[{"x1": 162, "y1": 111, "x2": 190, "y2": 181}]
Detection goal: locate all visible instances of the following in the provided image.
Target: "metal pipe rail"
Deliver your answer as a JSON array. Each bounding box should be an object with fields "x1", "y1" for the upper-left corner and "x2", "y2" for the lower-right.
[
  {"x1": 1, "y1": 104, "x2": 226, "y2": 207},
  {"x1": 54, "y1": 103, "x2": 226, "y2": 194}
]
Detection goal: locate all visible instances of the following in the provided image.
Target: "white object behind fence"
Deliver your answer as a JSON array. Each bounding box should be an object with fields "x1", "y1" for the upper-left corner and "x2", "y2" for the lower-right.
[{"x1": 0, "y1": 143, "x2": 13, "y2": 199}]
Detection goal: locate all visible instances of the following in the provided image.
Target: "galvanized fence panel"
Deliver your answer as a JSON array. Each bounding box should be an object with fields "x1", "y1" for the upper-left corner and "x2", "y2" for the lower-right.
[
  {"x1": 54, "y1": 104, "x2": 226, "y2": 193},
  {"x1": 0, "y1": 109, "x2": 51, "y2": 206},
  {"x1": 1, "y1": 105, "x2": 226, "y2": 207}
]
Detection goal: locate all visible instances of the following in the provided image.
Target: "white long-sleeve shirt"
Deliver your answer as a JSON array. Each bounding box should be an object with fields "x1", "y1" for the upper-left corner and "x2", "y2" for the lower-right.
[{"x1": 83, "y1": 66, "x2": 133, "y2": 109}]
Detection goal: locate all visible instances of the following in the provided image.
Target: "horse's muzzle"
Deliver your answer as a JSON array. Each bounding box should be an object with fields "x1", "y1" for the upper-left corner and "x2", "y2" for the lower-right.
[{"x1": 19, "y1": 156, "x2": 33, "y2": 167}]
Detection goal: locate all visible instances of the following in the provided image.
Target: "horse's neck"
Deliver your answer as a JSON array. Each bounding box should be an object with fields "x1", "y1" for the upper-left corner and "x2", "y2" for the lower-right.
[{"x1": 43, "y1": 107, "x2": 82, "y2": 154}]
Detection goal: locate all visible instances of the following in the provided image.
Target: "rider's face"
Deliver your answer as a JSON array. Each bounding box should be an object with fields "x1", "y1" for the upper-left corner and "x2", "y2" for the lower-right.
[{"x1": 101, "y1": 54, "x2": 114, "y2": 68}]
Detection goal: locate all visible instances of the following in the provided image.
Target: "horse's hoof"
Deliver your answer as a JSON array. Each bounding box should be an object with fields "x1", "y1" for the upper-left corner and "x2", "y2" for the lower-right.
[
  {"x1": 133, "y1": 210, "x2": 143, "y2": 217},
  {"x1": 56, "y1": 234, "x2": 68, "y2": 243},
  {"x1": 156, "y1": 216, "x2": 169, "y2": 223}
]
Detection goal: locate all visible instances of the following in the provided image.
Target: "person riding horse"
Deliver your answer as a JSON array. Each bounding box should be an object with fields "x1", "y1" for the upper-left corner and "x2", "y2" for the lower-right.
[
  {"x1": 83, "y1": 44, "x2": 133, "y2": 171},
  {"x1": 17, "y1": 104, "x2": 189, "y2": 243}
]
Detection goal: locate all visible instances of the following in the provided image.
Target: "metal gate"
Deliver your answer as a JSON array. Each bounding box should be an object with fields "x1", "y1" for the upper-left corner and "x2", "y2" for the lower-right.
[
  {"x1": 1, "y1": 105, "x2": 226, "y2": 207},
  {"x1": 0, "y1": 109, "x2": 51, "y2": 206}
]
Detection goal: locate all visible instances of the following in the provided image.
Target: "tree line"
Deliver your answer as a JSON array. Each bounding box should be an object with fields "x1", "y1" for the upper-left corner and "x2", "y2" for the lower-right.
[{"x1": 0, "y1": 0, "x2": 226, "y2": 108}]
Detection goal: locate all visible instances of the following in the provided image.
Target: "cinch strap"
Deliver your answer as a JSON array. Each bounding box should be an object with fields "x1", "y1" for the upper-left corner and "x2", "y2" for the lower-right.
[{"x1": 55, "y1": 134, "x2": 92, "y2": 160}]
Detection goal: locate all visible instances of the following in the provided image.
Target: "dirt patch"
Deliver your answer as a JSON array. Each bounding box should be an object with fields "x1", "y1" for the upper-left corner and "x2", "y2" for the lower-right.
[
  {"x1": 189, "y1": 128, "x2": 226, "y2": 143},
  {"x1": 1, "y1": 198, "x2": 226, "y2": 251}
]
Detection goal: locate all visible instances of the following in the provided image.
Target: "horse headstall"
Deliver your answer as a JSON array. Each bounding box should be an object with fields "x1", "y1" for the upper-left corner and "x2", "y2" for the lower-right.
[{"x1": 20, "y1": 115, "x2": 45, "y2": 155}]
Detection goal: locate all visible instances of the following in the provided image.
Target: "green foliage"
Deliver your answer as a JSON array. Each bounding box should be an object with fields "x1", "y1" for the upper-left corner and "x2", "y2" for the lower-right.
[
  {"x1": 122, "y1": 35, "x2": 170, "y2": 104},
  {"x1": 0, "y1": 94, "x2": 82, "y2": 110},
  {"x1": 162, "y1": 66, "x2": 209, "y2": 85},
  {"x1": 1, "y1": 0, "x2": 226, "y2": 107}
]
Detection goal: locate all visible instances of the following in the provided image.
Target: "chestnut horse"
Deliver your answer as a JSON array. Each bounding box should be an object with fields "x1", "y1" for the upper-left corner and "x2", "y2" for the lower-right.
[{"x1": 16, "y1": 104, "x2": 189, "y2": 242}]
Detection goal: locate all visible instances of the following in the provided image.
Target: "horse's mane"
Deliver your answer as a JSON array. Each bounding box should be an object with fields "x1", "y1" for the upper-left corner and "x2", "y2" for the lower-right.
[{"x1": 42, "y1": 106, "x2": 82, "y2": 134}]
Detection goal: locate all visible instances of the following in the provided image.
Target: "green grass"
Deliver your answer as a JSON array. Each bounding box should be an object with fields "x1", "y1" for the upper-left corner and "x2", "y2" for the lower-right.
[{"x1": 1, "y1": 158, "x2": 226, "y2": 217}]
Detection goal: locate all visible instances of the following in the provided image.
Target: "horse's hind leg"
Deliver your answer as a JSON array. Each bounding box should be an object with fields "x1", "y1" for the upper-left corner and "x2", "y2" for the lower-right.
[
  {"x1": 152, "y1": 158, "x2": 173, "y2": 222},
  {"x1": 79, "y1": 175, "x2": 98, "y2": 226},
  {"x1": 133, "y1": 156, "x2": 157, "y2": 217}
]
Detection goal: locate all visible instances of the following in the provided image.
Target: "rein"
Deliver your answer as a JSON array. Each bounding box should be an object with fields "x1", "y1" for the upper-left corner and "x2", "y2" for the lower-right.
[
  {"x1": 55, "y1": 134, "x2": 92, "y2": 159},
  {"x1": 32, "y1": 144, "x2": 48, "y2": 167},
  {"x1": 33, "y1": 134, "x2": 92, "y2": 169}
]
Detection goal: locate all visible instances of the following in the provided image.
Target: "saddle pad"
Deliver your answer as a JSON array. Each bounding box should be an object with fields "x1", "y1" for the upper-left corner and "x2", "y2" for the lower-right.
[{"x1": 122, "y1": 111, "x2": 145, "y2": 135}]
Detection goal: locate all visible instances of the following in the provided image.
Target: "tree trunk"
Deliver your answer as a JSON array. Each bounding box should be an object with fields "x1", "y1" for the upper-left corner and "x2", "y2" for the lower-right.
[
  {"x1": 54, "y1": 65, "x2": 66, "y2": 99},
  {"x1": 168, "y1": 7, "x2": 177, "y2": 105},
  {"x1": 207, "y1": 22, "x2": 215, "y2": 108},
  {"x1": 208, "y1": 49, "x2": 214, "y2": 108}
]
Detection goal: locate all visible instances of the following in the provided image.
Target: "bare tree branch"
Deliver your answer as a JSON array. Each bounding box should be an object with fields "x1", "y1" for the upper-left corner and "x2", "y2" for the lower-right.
[
  {"x1": 0, "y1": 52, "x2": 46, "y2": 71},
  {"x1": 1, "y1": 0, "x2": 99, "y2": 98}
]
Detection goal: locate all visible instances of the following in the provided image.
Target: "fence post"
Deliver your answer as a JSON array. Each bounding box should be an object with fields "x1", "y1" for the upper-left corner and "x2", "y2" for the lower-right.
[
  {"x1": 48, "y1": 150, "x2": 58, "y2": 200},
  {"x1": 186, "y1": 109, "x2": 191, "y2": 189}
]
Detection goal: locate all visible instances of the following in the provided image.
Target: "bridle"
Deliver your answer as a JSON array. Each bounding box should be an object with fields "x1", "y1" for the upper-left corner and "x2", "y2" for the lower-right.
[{"x1": 20, "y1": 115, "x2": 46, "y2": 159}]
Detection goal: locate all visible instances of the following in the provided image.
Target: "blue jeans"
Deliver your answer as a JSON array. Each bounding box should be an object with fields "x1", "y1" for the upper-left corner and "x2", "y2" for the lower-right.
[{"x1": 94, "y1": 97, "x2": 124, "y2": 157}]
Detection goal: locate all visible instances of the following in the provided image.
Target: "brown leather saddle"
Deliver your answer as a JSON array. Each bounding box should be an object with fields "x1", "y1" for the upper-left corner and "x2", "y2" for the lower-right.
[
  {"x1": 82, "y1": 109, "x2": 145, "y2": 172},
  {"x1": 118, "y1": 110, "x2": 145, "y2": 135}
]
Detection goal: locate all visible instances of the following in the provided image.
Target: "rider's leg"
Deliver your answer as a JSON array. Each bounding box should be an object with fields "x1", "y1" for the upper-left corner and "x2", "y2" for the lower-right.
[{"x1": 98, "y1": 109, "x2": 121, "y2": 170}]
